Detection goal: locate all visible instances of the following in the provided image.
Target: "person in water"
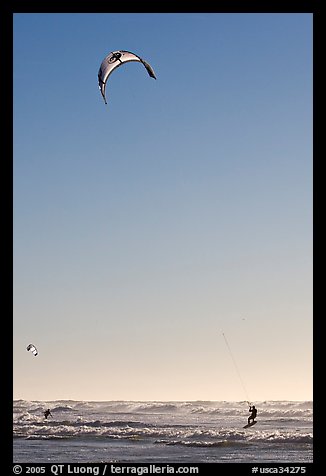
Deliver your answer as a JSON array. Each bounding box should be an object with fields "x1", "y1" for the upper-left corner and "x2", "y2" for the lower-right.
[
  {"x1": 44, "y1": 408, "x2": 53, "y2": 419},
  {"x1": 248, "y1": 405, "x2": 257, "y2": 424}
]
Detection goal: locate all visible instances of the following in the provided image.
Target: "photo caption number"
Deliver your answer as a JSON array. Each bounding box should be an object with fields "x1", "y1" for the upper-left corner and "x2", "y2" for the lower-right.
[
  {"x1": 26, "y1": 468, "x2": 46, "y2": 474},
  {"x1": 278, "y1": 468, "x2": 306, "y2": 474}
]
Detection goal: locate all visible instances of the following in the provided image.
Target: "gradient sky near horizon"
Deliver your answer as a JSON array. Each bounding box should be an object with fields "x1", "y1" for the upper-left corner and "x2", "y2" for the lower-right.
[{"x1": 13, "y1": 13, "x2": 313, "y2": 402}]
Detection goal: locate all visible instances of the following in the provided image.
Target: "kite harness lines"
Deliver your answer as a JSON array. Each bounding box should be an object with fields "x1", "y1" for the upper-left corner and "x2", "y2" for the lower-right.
[{"x1": 222, "y1": 332, "x2": 252, "y2": 405}]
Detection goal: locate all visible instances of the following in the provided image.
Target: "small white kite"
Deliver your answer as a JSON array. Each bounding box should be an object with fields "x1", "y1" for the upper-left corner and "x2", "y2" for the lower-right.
[{"x1": 27, "y1": 344, "x2": 38, "y2": 356}]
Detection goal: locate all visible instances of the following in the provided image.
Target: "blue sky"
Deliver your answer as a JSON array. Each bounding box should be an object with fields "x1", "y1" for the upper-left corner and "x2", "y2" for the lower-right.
[{"x1": 13, "y1": 13, "x2": 312, "y2": 401}]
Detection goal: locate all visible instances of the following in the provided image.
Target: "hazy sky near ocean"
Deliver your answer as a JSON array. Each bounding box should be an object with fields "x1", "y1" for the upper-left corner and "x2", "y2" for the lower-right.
[{"x1": 13, "y1": 13, "x2": 312, "y2": 402}]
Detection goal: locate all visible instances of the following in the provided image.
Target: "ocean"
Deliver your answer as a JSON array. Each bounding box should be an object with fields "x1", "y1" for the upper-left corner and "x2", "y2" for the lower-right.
[{"x1": 13, "y1": 400, "x2": 312, "y2": 464}]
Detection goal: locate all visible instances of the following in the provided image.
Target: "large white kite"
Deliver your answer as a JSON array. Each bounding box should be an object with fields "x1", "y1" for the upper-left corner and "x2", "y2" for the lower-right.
[{"x1": 98, "y1": 50, "x2": 156, "y2": 105}]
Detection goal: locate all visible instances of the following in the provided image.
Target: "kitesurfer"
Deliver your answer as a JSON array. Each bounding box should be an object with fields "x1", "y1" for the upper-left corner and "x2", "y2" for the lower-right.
[
  {"x1": 44, "y1": 408, "x2": 52, "y2": 419},
  {"x1": 248, "y1": 405, "x2": 257, "y2": 424}
]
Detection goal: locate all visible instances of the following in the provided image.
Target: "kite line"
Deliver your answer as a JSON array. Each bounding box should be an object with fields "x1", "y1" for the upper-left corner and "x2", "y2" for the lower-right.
[{"x1": 222, "y1": 332, "x2": 251, "y2": 404}]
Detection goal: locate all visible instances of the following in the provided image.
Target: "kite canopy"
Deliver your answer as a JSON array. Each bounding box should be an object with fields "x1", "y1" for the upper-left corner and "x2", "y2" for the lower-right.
[
  {"x1": 98, "y1": 50, "x2": 156, "y2": 105},
  {"x1": 27, "y1": 344, "x2": 38, "y2": 356}
]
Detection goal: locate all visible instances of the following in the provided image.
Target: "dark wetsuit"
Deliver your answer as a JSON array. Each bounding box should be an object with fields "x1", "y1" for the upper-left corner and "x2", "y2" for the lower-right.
[
  {"x1": 248, "y1": 406, "x2": 257, "y2": 424},
  {"x1": 44, "y1": 409, "x2": 52, "y2": 419}
]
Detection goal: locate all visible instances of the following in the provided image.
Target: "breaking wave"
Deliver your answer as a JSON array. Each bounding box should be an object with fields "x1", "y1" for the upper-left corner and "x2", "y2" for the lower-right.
[{"x1": 13, "y1": 399, "x2": 313, "y2": 452}]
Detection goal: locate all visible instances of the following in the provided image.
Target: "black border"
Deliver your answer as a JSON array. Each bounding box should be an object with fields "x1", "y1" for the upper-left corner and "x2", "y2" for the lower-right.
[{"x1": 5, "y1": 2, "x2": 319, "y2": 474}]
